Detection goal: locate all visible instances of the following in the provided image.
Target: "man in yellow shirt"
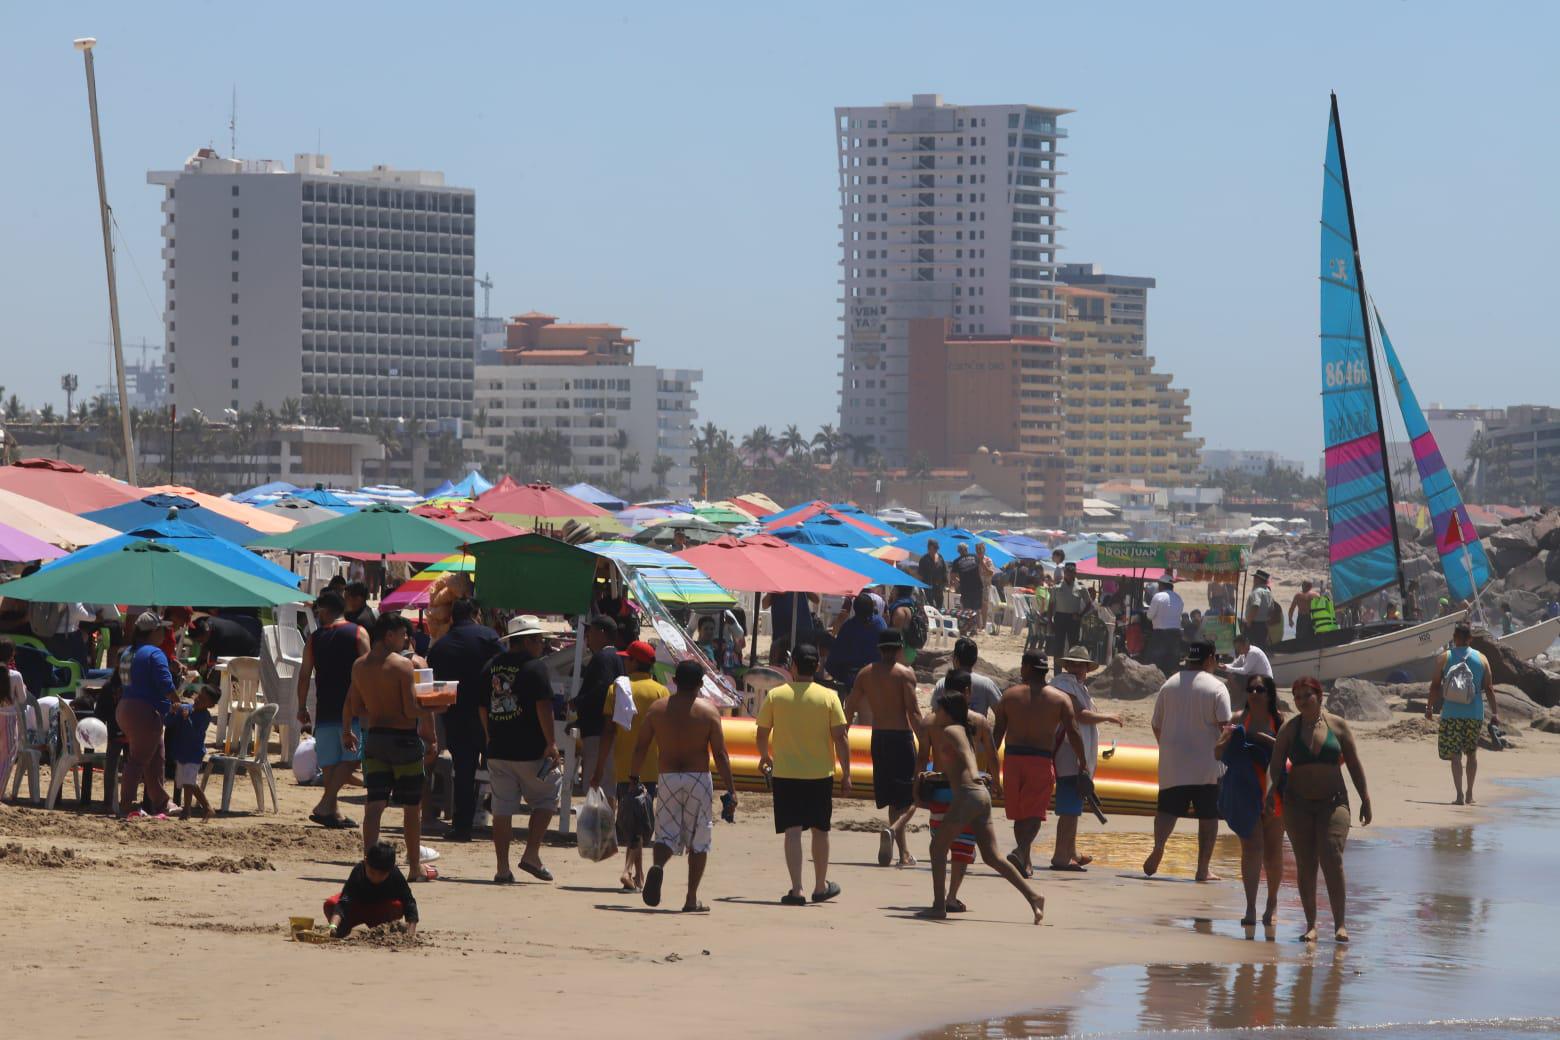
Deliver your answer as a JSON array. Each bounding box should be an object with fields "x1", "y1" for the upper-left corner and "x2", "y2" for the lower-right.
[
  {"x1": 756, "y1": 643, "x2": 852, "y2": 906},
  {"x1": 591, "y1": 640, "x2": 668, "y2": 892}
]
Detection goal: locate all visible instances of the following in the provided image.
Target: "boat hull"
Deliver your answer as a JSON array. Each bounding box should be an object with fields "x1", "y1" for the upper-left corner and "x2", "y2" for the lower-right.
[{"x1": 1270, "y1": 612, "x2": 1464, "y2": 686}]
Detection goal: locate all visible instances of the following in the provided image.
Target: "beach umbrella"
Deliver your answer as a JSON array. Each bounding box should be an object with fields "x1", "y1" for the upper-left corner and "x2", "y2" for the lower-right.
[
  {"x1": 631, "y1": 516, "x2": 726, "y2": 548},
  {"x1": 83, "y1": 494, "x2": 265, "y2": 546},
  {"x1": 411, "y1": 504, "x2": 528, "y2": 543},
  {"x1": 676, "y1": 535, "x2": 867, "y2": 596},
  {"x1": 0, "y1": 540, "x2": 305, "y2": 608},
  {"x1": 890, "y1": 526, "x2": 1015, "y2": 567},
  {"x1": 616, "y1": 505, "x2": 682, "y2": 526},
  {"x1": 379, "y1": 554, "x2": 478, "y2": 610},
  {"x1": 761, "y1": 501, "x2": 898, "y2": 539},
  {"x1": 790, "y1": 543, "x2": 927, "y2": 590},
  {"x1": 478, "y1": 481, "x2": 609, "y2": 521},
  {"x1": 258, "y1": 499, "x2": 341, "y2": 527},
  {"x1": 583, "y1": 539, "x2": 737, "y2": 607},
  {"x1": 0, "y1": 520, "x2": 67, "y2": 563},
  {"x1": 141, "y1": 484, "x2": 297, "y2": 535},
  {"x1": 0, "y1": 488, "x2": 118, "y2": 549},
  {"x1": 0, "y1": 457, "x2": 142, "y2": 514},
  {"x1": 797, "y1": 516, "x2": 893, "y2": 550},
  {"x1": 693, "y1": 504, "x2": 756, "y2": 527},
  {"x1": 249, "y1": 503, "x2": 473, "y2": 558},
  {"x1": 230, "y1": 480, "x2": 300, "y2": 505},
  {"x1": 563, "y1": 482, "x2": 628, "y2": 512},
  {"x1": 731, "y1": 492, "x2": 781, "y2": 518},
  {"x1": 40, "y1": 517, "x2": 302, "y2": 588},
  {"x1": 290, "y1": 483, "x2": 358, "y2": 512}
]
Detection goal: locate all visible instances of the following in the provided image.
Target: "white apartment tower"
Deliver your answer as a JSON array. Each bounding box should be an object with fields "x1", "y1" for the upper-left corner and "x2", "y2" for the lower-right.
[
  {"x1": 149, "y1": 150, "x2": 475, "y2": 423},
  {"x1": 835, "y1": 94, "x2": 1069, "y2": 461}
]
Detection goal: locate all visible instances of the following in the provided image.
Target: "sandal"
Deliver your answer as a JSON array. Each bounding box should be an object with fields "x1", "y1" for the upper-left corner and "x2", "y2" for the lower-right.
[
  {"x1": 642, "y1": 865, "x2": 664, "y2": 907},
  {"x1": 780, "y1": 893, "x2": 808, "y2": 906},
  {"x1": 810, "y1": 881, "x2": 841, "y2": 903},
  {"x1": 494, "y1": 872, "x2": 515, "y2": 884},
  {"x1": 945, "y1": 898, "x2": 968, "y2": 913},
  {"x1": 517, "y1": 861, "x2": 553, "y2": 882},
  {"x1": 1006, "y1": 850, "x2": 1033, "y2": 879}
]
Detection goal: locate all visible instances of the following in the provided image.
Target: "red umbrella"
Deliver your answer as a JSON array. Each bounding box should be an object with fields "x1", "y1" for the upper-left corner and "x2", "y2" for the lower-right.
[
  {"x1": 478, "y1": 481, "x2": 609, "y2": 519},
  {"x1": 411, "y1": 504, "x2": 530, "y2": 542},
  {"x1": 676, "y1": 534, "x2": 866, "y2": 595},
  {"x1": 0, "y1": 458, "x2": 141, "y2": 514}
]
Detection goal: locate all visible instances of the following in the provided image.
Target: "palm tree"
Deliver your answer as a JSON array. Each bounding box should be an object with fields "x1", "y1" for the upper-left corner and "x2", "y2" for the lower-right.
[
  {"x1": 279, "y1": 397, "x2": 304, "y2": 425},
  {"x1": 651, "y1": 454, "x2": 675, "y2": 495},
  {"x1": 39, "y1": 404, "x2": 57, "y2": 424},
  {"x1": 842, "y1": 433, "x2": 875, "y2": 466},
  {"x1": 620, "y1": 451, "x2": 642, "y2": 496},
  {"x1": 741, "y1": 425, "x2": 776, "y2": 464},
  {"x1": 812, "y1": 424, "x2": 840, "y2": 463},
  {"x1": 780, "y1": 424, "x2": 808, "y2": 458},
  {"x1": 5, "y1": 395, "x2": 24, "y2": 422}
]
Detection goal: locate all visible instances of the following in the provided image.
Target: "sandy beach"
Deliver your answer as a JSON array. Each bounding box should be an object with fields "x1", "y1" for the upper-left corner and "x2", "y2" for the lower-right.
[{"x1": 6, "y1": 635, "x2": 1557, "y2": 1040}]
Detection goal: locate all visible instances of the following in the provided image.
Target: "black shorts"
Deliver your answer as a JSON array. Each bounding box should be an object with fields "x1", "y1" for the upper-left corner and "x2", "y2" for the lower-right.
[
  {"x1": 1157, "y1": 783, "x2": 1219, "y2": 820},
  {"x1": 771, "y1": 777, "x2": 834, "y2": 833},
  {"x1": 363, "y1": 728, "x2": 426, "y2": 807},
  {"x1": 870, "y1": 730, "x2": 916, "y2": 812}
]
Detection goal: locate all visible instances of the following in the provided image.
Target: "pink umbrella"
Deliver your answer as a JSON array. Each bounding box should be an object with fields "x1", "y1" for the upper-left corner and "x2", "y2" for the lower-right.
[
  {"x1": 478, "y1": 481, "x2": 609, "y2": 519},
  {"x1": 676, "y1": 534, "x2": 865, "y2": 596},
  {"x1": 0, "y1": 520, "x2": 67, "y2": 563},
  {"x1": 0, "y1": 458, "x2": 141, "y2": 514}
]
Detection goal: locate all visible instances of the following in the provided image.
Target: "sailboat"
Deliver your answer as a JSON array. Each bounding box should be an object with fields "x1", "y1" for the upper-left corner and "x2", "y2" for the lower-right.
[{"x1": 1268, "y1": 96, "x2": 1473, "y2": 686}]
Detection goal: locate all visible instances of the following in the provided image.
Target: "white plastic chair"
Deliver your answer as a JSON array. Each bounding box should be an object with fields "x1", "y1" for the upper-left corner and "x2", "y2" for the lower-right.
[
  {"x1": 200, "y1": 702, "x2": 279, "y2": 814},
  {"x1": 1008, "y1": 592, "x2": 1035, "y2": 636},
  {"x1": 8, "y1": 693, "x2": 56, "y2": 805},
  {"x1": 216, "y1": 657, "x2": 264, "y2": 750},
  {"x1": 46, "y1": 702, "x2": 109, "y2": 810},
  {"x1": 260, "y1": 625, "x2": 303, "y2": 765},
  {"x1": 923, "y1": 606, "x2": 957, "y2": 649}
]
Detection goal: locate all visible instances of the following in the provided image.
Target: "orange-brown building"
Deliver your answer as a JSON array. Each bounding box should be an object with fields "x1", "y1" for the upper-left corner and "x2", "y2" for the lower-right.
[
  {"x1": 906, "y1": 316, "x2": 1079, "y2": 523},
  {"x1": 499, "y1": 311, "x2": 636, "y2": 366}
]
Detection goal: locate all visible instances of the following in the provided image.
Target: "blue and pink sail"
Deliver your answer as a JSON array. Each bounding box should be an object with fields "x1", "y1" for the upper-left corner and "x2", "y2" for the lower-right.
[{"x1": 1320, "y1": 107, "x2": 1399, "y2": 605}]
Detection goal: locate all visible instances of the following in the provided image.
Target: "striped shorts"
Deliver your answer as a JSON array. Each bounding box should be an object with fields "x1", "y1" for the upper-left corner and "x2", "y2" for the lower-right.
[{"x1": 927, "y1": 782, "x2": 976, "y2": 865}]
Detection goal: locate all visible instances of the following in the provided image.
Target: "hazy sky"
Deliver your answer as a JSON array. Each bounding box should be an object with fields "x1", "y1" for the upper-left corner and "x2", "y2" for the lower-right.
[{"x1": 4, "y1": 2, "x2": 1555, "y2": 460}]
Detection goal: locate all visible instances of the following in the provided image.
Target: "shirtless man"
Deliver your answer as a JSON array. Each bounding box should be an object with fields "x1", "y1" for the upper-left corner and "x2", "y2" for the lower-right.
[
  {"x1": 343, "y1": 614, "x2": 438, "y2": 882},
  {"x1": 993, "y1": 651, "x2": 1090, "y2": 878},
  {"x1": 629, "y1": 661, "x2": 737, "y2": 913},
  {"x1": 915, "y1": 671, "x2": 1046, "y2": 924},
  {"x1": 844, "y1": 629, "x2": 924, "y2": 868},
  {"x1": 915, "y1": 671, "x2": 1001, "y2": 914}
]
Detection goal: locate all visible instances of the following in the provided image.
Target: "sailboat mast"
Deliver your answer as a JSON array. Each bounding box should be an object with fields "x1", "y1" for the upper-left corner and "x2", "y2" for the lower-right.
[{"x1": 1329, "y1": 93, "x2": 1408, "y2": 605}]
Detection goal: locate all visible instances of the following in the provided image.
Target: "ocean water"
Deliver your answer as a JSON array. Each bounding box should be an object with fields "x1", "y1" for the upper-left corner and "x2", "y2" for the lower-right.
[{"x1": 916, "y1": 779, "x2": 1560, "y2": 1040}]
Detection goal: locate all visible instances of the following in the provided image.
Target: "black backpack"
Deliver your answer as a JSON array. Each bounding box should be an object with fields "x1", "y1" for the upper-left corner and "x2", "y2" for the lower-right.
[{"x1": 895, "y1": 597, "x2": 929, "y2": 650}]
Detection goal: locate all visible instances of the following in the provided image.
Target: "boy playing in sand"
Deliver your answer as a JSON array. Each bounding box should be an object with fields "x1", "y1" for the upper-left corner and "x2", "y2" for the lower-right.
[
  {"x1": 325, "y1": 840, "x2": 419, "y2": 938},
  {"x1": 167, "y1": 686, "x2": 219, "y2": 821}
]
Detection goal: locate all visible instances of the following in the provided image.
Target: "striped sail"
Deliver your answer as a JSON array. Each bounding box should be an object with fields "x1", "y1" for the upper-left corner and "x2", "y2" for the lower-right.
[
  {"x1": 1376, "y1": 309, "x2": 1492, "y2": 600},
  {"x1": 1320, "y1": 107, "x2": 1399, "y2": 604}
]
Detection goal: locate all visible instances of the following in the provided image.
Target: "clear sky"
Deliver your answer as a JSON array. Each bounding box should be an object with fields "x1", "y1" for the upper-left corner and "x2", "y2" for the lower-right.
[{"x1": 3, "y1": 2, "x2": 1555, "y2": 460}]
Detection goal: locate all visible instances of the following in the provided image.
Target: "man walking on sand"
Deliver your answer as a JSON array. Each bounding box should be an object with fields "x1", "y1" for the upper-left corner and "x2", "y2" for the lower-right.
[
  {"x1": 1049, "y1": 646, "x2": 1122, "y2": 871},
  {"x1": 1144, "y1": 641, "x2": 1232, "y2": 882},
  {"x1": 297, "y1": 591, "x2": 370, "y2": 830},
  {"x1": 342, "y1": 614, "x2": 438, "y2": 881},
  {"x1": 628, "y1": 661, "x2": 737, "y2": 913},
  {"x1": 916, "y1": 673, "x2": 1047, "y2": 924},
  {"x1": 993, "y1": 650, "x2": 1090, "y2": 878},
  {"x1": 480, "y1": 616, "x2": 562, "y2": 885},
  {"x1": 756, "y1": 643, "x2": 852, "y2": 906},
  {"x1": 844, "y1": 629, "x2": 924, "y2": 867},
  {"x1": 1428, "y1": 620, "x2": 1498, "y2": 805}
]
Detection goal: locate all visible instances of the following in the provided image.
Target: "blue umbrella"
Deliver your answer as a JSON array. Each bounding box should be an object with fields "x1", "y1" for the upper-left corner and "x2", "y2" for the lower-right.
[
  {"x1": 791, "y1": 543, "x2": 928, "y2": 590},
  {"x1": 563, "y1": 482, "x2": 628, "y2": 512},
  {"x1": 231, "y1": 480, "x2": 300, "y2": 505},
  {"x1": 40, "y1": 516, "x2": 302, "y2": 588},
  {"x1": 769, "y1": 524, "x2": 852, "y2": 548},
  {"x1": 891, "y1": 526, "x2": 1015, "y2": 567},
  {"x1": 82, "y1": 494, "x2": 264, "y2": 546},
  {"x1": 978, "y1": 531, "x2": 1054, "y2": 562},
  {"x1": 289, "y1": 484, "x2": 357, "y2": 512}
]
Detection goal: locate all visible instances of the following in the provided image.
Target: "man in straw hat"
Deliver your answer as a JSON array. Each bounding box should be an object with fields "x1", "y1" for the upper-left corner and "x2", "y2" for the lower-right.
[
  {"x1": 480, "y1": 615, "x2": 563, "y2": 884},
  {"x1": 1244, "y1": 570, "x2": 1276, "y2": 650},
  {"x1": 1048, "y1": 645, "x2": 1123, "y2": 871}
]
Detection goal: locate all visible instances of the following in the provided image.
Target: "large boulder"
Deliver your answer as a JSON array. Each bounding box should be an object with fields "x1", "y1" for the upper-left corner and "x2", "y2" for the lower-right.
[
  {"x1": 1546, "y1": 550, "x2": 1560, "y2": 585},
  {"x1": 1530, "y1": 711, "x2": 1560, "y2": 735},
  {"x1": 1471, "y1": 633, "x2": 1560, "y2": 707},
  {"x1": 1381, "y1": 681, "x2": 1432, "y2": 713},
  {"x1": 1095, "y1": 654, "x2": 1167, "y2": 700},
  {"x1": 1504, "y1": 552, "x2": 1551, "y2": 594},
  {"x1": 1490, "y1": 522, "x2": 1538, "y2": 554},
  {"x1": 1491, "y1": 543, "x2": 1539, "y2": 576},
  {"x1": 1493, "y1": 684, "x2": 1545, "y2": 722},
  {"x1": 1534, "y1": 510, "x2": 1560, "y2": 553},
  {"x1": 1326, "y1": 677, "x2": 1393, "y2": 722},
  {"x1": 1495, "y1": 588, "x2": 1543, "y2": 623}
]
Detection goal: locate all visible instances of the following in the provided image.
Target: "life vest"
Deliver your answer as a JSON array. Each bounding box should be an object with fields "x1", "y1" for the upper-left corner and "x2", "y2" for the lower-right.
[{"x1": 1310, "y1": 594, "x2": 1338, "y2": 634}]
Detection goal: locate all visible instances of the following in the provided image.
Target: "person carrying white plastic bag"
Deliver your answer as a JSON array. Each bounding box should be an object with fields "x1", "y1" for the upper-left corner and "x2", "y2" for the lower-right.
[{"x1": 577, "y1": 785, "x2": 619, "y2": 862}]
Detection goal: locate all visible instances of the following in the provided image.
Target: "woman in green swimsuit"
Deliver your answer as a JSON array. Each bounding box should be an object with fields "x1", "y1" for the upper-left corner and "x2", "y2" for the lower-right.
[{"x1": 1266, "y1": 675, "x2": 1372, "y2": 944}]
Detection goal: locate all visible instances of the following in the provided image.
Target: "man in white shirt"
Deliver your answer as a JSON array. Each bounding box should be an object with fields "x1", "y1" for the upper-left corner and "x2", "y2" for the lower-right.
[
  {"x1": 1145, "y1": 572, "x2": 1184, "y2": 678},
  {"x1": 1144, "y1": 640, "x2": 1232, "y2": 882},
  {"x1": 1228, "y1": 632, "x2": 1273, "y2": 679}
]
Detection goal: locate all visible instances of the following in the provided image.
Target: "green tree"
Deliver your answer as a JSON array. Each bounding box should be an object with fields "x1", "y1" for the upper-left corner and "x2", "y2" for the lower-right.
[
  {"x1": 620, "y1": 451, "x2": 642, "y2": 496},
  {"x1": 651, "y1": 454, "x2": 675, "y2": 495},
  {"x1": 780, "y1": 424, "x2": 808, "y2": 458}
]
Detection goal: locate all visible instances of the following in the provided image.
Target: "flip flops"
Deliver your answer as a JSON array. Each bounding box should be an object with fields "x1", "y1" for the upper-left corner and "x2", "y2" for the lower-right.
[
  {"x1": 810, "y1": 881, "x2": 841, "y2": 903},
  {"x1": 308, "y1": 812, "x2": 357, "y2": 830},
  {"x1": 1049, "y1": 863, "x2": 1087, "y2": 872},
  {"x1": 517, "y1": 861, "x2": 553, "y2": 882},
  {"x1": 642, "y1": 865, "x2": 664, "y2": 907},
  {"x1": 494, "y1": 872, "x2": 515, "y2": 885},
  {"x1": 1006, "y1": 850, "x2": 1033, "y2": 879},
  {"x1": 944, "y1": 898, "x2": 968, "y2": 913},
  {"x1": 780, "y1": 893, "x2": 808, "y2": 906}
]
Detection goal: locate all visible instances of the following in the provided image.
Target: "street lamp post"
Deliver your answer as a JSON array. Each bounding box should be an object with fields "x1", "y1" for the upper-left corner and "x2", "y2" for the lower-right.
[{"x1": 73, "y1": 37, "x2": 137, "y2": 485}]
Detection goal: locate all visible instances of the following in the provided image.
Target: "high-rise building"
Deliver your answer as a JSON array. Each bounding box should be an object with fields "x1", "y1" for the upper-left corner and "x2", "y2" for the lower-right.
[
  {"x1": 1054, "y1": 263, "x2": 1201, "y2": 486},
  {"x1": 466, "y1": 313, "x2": 700, "y2": 495},
  {"x1": 835, "y1": 94, "x2": 1069, "y2": 461},
  {"x1": 148, "y1": 149, "x2": 475, "y2": 423}
]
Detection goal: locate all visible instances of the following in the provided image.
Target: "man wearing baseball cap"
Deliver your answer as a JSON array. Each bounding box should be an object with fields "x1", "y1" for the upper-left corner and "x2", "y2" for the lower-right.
[
  {"x1": 116, "y1": 611, "x2": 177, "y2": 818},
  {"x1": 480, "y1": 616, "x2": 561, "y2": 884},
  {"x1": 1144, "y1": 640, "x2": 1232, "y2": 881},
  {"x1": 594, "y1": 639, "x2": 669, "y2": 892}
]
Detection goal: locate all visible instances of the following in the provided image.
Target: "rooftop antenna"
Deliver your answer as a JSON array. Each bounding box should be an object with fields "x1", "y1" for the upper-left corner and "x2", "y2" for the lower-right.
[
  {"x1": 476, "y1": 272, "x2": 494, "y2": 319},
  {"x1": 229, "y1": 84, "x2": 237, "y2": 158}
]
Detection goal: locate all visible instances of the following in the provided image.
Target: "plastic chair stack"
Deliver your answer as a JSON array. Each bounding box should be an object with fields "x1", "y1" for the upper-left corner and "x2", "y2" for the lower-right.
[
  {"x1": 200, "y1": 702, "x2": 279, "y2": 814},
  {"x1": 215, "y1": 657, "x2": 264, "y2": 751},
  {"x1": 260, "y1": 625, "x2": 304, "y2": 765},
  {"x1": 8, "y1": 693, "x2": 58, "y2": 805}
]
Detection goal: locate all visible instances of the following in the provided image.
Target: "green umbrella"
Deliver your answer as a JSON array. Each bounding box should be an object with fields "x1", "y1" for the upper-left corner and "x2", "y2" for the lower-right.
[
  {"x1": 248, "y1": 503, "x2": 471, "y2": 557},
  {"x1": 0, "y1": 539, "x2": 305, "y2": 607}
]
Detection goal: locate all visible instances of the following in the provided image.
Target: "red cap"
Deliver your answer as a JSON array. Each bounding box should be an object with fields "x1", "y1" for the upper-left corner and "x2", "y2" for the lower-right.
[{"x1": 625, "y1": 640, "x2": 656, "y2": 666}]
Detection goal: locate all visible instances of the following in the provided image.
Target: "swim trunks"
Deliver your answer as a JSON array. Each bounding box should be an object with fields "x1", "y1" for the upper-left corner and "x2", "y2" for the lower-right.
[
  {"x1": 654, "y1": 771, "x2": 713, "y2": 855},
  {"x1": 362, "y1": 728, "x2": 425, "y2": 807},
  {"x1": 771, "y1": 777, "x2": 833, "y2": 833},
  {"x1": 925, "y1": 777, "x2": 976, "y2": 865},
  {"x1": 1054, "y1": 774, "x2": 1084, "y2": 817},
  {"x1": 1001, "y1": 745, "x2": 1056, "y2": 822},
  {"x1": 1438, "y1": 717, "x2": 1480, "y2": 760},
  {"x1": 870, "y1": 729, "x2": 916, "y2": 812}
]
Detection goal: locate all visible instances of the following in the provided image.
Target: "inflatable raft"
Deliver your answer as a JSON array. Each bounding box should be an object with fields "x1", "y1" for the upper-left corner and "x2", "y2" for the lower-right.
[{"x1": 716, "y1": 718, "x2": 1161, "y2": 817}]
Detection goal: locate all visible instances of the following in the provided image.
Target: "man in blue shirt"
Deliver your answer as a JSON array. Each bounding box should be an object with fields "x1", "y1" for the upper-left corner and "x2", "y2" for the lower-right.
[
  {"x1": 117, "y1": 611, "x2": 178, "y2": 819},
  {"x1": 826, "y1": 593, "x2": 887, "y2": 698},
  {"x1": 426, "y1": 597, "x2": 502, "y2": 841},
  {"x1": 1427, "y1": 621, "x2": 1499, "y2": 805}
]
